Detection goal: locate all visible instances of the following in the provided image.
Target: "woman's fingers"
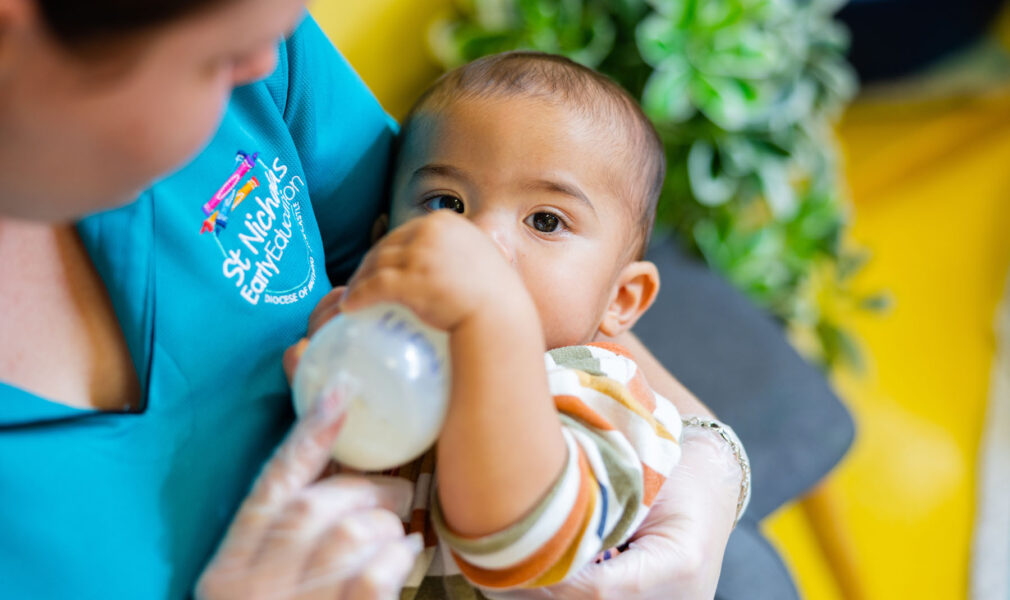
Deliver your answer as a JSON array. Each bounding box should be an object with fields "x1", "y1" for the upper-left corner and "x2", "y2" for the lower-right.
[
  {"x1": 535, "y1": 431, "x2": 741, "y2": 600},
  {"x1": 198, "y1": 474, "x2": 417, "y2": 600},
  {"x1": 294, "y1": 508, "x2": 410, "y2": 598},
  {"x1": 290, "y1": 475, "x2": 415, "y2": 529},
  {"x1": 343, "y1": 534, "x2": 425, "y2": 600},
  {"x1": 252, "y1": 480, "x2": 415, "y2": 600},
  {"x1": 301, "y1": 508, "x2": 408, "y2": 578},
  {"x1": 251, "y1": 504, "x2": 404, "y2": 600},
  {"x1": 572, "y1": 532, "x2": 687, "y2": 600},
  {"x1": 221, "y1": 391, "x2": 348, "y2": 561}
]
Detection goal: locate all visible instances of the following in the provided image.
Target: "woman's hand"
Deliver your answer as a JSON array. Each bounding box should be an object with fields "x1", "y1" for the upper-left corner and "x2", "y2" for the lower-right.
[
  {"x1": 195, "y1": 390, "x2": 423, "y2": 600},
  {"x1": 519, "y1": 427, "x2": 742, "y2": 600}
]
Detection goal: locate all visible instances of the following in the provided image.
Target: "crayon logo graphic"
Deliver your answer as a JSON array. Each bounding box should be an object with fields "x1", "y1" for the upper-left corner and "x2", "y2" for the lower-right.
[{"x1": 200, "y1": 151, "x2": 259, "y2": 235}]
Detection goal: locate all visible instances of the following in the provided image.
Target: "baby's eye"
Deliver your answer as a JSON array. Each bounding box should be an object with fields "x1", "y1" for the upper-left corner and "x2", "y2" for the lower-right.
[
  {"x1": 422, "y1": 195, "x2": 465, "y2": 214},
  {"x1": 525, "y1": 212, "x2": 564, "y2": 233}
]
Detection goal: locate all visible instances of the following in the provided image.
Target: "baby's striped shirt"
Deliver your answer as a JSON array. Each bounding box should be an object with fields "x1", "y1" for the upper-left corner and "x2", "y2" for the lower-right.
[{"x1": 395, "y1": 342, "x2": 682, "y2": 599}]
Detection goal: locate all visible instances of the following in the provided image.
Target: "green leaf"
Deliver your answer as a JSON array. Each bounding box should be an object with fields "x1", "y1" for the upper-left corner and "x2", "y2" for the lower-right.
[
  {"x1": 698, "y1": 25, "x2": 786, "y2": 79},
  {"x1": 690, "y1": 73, "x2": 758, "y2": 130},
  {"x1": 817, "y1": 320, "x2": 864, "y2": 371},
  {"x1": 642, "y1": 58, "x2": 695, "y2": 123},
  {"x1": 474, "y1": 0, "x2": 518, "y2": 30},
  {"x1": 758, "y1": 161, "x2": 797, "y2": 219},
  {"x1": 567, "y1": 8, "x2": 618, "y2": 66},
  {"x1": 643, "y1": 0, "x2": 691, "y2": 21},
  {"x1": 695, "y1": 0, "x2": 744, "y2": 30},
  {"x1": 635, "y1": 12, "x2": 688, "y2": 67},
  {"x1": 688, "y1": 141, "x2": 738, "y2": 205}
]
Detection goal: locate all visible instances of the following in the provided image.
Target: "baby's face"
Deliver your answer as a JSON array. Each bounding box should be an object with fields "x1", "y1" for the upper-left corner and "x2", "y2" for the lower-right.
[{"x1": 390, "y1": 95, "x2": 640, "y2": 348}]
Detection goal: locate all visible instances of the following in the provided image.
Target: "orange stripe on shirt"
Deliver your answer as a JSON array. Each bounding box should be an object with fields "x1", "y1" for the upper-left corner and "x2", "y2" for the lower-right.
[
  {"x1": 451, "y1": 450, "x2": 597, "y2": 589},
  {"x1": 585, "y1": 341, "x2": 635, "y2": 359},
  {"x1": 642, "y1": 462, "x2": 665, "y2": 507},
  {"x1": 554, "y1": 395, "x2": 615, "y2": 431},
  {"x1": 627, "y1": 370, "x2": 656, "y2": 412},
  {"x1": 529, "y1": 474, "x2": 599, "y2": 587},
  {"x1": 583, "y1": 342, "x2": 657, "y2": 414},
  {"x1": 576, "y1": 371, "x2": 677, "y2": 443}
]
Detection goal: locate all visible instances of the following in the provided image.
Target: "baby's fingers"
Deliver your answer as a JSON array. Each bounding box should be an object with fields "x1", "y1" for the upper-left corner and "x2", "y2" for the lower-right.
[
  {"x1": 307, "y1": 286, "x2": 348, "y2": 338},
  {"x1": 344, "y1": 222, "x2": 417, "y2": 291},
  {"x1": 283, "y1": 338, "x2": 309, "y2": 384},
  {"x1": 340, "y1": 267, "x2": 414, "y2": 314}
]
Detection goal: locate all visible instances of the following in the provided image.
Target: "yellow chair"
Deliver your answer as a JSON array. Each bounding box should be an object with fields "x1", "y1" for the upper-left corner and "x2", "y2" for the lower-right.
[
  {"x1": 765, "y1": 85, "x2": 1010, "y2": 599},
  {"x1": 310, "y1": 0, "x2": 448, "y2": 119}
]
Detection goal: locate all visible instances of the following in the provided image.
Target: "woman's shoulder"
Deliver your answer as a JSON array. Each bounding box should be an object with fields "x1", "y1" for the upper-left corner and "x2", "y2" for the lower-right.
[{"x1": 252, "y1": 14, "x2": 396, "y2": 136}]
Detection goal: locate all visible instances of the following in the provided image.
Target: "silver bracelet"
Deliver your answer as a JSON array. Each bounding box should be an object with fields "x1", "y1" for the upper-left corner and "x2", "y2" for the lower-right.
[{"x1": 681, "y1": 416, "x2": 752, "y2": 526}]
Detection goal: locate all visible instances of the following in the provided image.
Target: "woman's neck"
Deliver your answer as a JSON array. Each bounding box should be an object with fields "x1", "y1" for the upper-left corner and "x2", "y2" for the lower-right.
[{"x1": 0, "y1": 218, "x2": 140, "y2": 411}]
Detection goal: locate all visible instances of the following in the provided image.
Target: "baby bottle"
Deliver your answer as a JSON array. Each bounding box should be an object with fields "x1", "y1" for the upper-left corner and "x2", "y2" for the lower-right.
[{"x1": 292, "y1": 303, "x2": 450, "y2": 471}]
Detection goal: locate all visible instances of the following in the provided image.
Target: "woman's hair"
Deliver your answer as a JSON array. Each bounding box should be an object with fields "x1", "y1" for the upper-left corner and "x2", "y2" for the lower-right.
[{"x1": 36, "y1": 0, "x2": 232, "y2": 45}]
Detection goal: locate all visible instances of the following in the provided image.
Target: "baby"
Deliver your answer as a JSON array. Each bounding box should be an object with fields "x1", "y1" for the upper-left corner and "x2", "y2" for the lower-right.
[{"x1": 338, "y1": 51, "x2": 683, "y2": 598}]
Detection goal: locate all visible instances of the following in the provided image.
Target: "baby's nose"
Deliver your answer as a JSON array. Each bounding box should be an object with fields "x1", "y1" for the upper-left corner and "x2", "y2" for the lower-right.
[
  {"x1": 488, "y1": 230, "x2": 516, "y2": 266},
  {"x1": 471, "y1": 215, "x2": 516, "y2": 266}
]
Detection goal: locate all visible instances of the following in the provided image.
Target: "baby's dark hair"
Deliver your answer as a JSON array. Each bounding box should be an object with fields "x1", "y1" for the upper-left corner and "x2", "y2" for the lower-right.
[{"x1": 397, "y1": 51, "x2": 665, "y2": 260}]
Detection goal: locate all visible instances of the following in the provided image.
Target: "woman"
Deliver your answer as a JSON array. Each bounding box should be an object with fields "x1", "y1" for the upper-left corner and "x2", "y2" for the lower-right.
[{"x1": 0, "y1": 0, "x2": 744, "y2": 597}]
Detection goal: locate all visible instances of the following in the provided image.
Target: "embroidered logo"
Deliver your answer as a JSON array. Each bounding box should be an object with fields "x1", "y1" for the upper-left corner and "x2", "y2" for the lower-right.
[
  {"x1": 202, "y1": 150, "x2": 318, "y2": 307},
  {"x1": 200, "y1": 151, "x2": 259, "y2": 235}
]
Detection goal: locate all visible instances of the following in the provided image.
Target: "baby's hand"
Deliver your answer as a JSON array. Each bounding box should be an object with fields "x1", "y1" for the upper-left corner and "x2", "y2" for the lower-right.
[{"x1": 341, "y1": 210, "x2": 532, "y2": 332}]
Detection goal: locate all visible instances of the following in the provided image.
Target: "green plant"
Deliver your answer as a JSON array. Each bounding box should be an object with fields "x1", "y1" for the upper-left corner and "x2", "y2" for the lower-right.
[{"x1": 432, "y1": 0, "x2": 884, "y2": 368}]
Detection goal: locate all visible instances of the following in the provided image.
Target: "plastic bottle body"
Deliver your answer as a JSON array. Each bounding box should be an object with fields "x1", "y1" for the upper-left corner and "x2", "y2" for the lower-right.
[{"x1": 292, "y1": 303, "x2": 450, "y2": 471}]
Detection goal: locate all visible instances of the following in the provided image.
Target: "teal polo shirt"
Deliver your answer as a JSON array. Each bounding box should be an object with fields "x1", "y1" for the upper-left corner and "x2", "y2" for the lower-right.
[{"x1": 0, "y1": 15, "x2": 395, "y2": 599}]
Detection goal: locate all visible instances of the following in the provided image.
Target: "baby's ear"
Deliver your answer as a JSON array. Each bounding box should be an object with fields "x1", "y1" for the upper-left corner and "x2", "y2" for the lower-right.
[{"x1": 598, "y1": 261, "x2": 660, "y2": 338}]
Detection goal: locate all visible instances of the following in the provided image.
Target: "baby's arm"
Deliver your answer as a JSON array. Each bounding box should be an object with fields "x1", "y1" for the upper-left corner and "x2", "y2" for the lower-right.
[
  {"x1": 436, "y1": 300, "x2": 569, "y2": 536},
  {"x1": 340, "y1": 211, "x2": 568, "y2": 535},
  {"x1": 432, "y1": 342, "x2": 683, "y2": 590}
]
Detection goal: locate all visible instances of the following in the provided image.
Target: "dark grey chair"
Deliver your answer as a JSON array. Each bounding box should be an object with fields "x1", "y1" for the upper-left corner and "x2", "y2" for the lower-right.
[{"x1": 635, "y1": 235, "x2": 855, "y2": 599}]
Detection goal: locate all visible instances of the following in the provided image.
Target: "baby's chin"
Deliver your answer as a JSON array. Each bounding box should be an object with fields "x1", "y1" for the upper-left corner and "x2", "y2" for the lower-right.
[{"x1": 542, "y1": 327, "x2": 604, "y2": 351}]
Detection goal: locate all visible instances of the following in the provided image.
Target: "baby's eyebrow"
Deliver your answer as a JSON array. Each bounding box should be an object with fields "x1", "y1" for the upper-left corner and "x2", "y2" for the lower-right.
[
  {"x1": 411, "y1": 164, "x2": 469, "y2": 184},
  {"x1": 523, "y1": 178, "x2": 597, "y2": 216}
]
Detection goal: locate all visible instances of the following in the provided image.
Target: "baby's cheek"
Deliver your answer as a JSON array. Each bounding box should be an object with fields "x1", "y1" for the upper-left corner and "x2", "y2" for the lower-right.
[{"x1": 527, "y1": 270, "x2": 603, "y2": 348}]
